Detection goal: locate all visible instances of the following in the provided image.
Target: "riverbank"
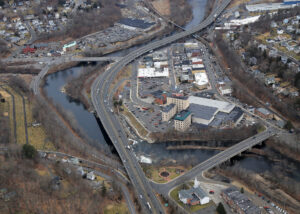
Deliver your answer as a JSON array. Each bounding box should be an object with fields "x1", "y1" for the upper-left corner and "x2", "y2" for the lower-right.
[
  {"x1": 204, "y1": 0, "x2": 216, "y2": 20},
  {"x1": 151, "y1": 125, "x2": 258, "y2": 143}
]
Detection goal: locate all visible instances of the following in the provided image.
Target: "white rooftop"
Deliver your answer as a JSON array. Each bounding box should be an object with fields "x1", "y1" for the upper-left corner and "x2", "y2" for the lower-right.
[
  {"x1": 246, "y1": 3, "x2": 296, "y2": 12},
  {"x1": 188, "y1": 96, "x2": 235, "y2": 113},
  {"x1": 138, "y1": 67, "x2": 169, "y2": 78},
  {"x1": 194, "y1": 72, "x2": 208, "y2": 86},
  {"x1": 225, "y1": 15, "x2": 260, "y2": 27}
]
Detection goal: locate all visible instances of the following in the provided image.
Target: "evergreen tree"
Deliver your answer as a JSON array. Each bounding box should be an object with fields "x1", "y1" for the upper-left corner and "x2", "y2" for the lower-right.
[{"x1": 216, "y1": 202, "x2": 226, "y2": 214}]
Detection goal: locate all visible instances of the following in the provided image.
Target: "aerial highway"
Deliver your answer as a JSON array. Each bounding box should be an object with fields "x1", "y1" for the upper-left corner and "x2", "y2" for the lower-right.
[
  {"x1": 91, "y1": 0, "x2": 232, "y2": 213},
  {"x1": 151, "y1": 128, "x2": 277, "y2": 195}
]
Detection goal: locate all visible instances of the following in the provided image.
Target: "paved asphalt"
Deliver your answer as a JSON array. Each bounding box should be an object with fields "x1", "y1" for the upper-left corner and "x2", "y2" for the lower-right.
[{"x1": 91, "y1": 1, "x2": 232, "y2": 213}]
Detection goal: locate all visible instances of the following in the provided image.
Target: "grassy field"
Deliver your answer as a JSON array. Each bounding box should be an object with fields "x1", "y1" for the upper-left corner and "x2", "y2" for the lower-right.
[
  {"x1": 104, "y1": 202, "x2": 129, "y2": 214},
  {"x1": 143, "y1": 165, "x2": 187, "y2": 183},
  {"x1": 170, "y1": 186, "x2": 215, "y2": 213},
  {"x1": 0, "y1": 85, "x2": 55, "y2": 150},
  {"x1": 2, "y1": 86, "x2": 27, "y2": 144},
  {"x1": 25, "y1": 98, "x2": 55, "y2": 150},
  {"x1": 110, "y1": 65, "x2": 132, "y2": 92},
  {"x1": 122, "y1": 105, "x2": 149, "y2": 137},
  {"x1": 0, "y1": 88, "x2": 14, "y2": 143}
]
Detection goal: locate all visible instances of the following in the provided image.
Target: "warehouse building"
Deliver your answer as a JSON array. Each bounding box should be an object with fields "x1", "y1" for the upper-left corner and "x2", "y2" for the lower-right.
[
  {"x1": 188, "y1": 104, "x2": 218, "y2": 125},
  {"x1": 188, "y1": 96, "x2": 241, "y2": 127},
  {"x1": 246, "y1": 3, "x2": 297, "y2": 12},
  {"x1": 188, "y1": 96, "x2": 235, "y2": 113}
]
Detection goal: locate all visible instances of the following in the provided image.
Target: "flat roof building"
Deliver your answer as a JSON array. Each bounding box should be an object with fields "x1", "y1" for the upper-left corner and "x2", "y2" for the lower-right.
[
  {"x1": 162, "y1": 103, "x2": 176, "y2": 122},
  {"x1": 194, "y1": 72, "x2": 209, "y2": 89},
  {"x1": 167, "y1": 94, "x2": 189, "y2": 112},
  {"x1": 188, "y1": 104, "x2": 218, "y2": 125},
  {"x1": 188, "y1": 96, "x2": 235, "y2": 113},
  {"x1": 138, "y1": 67, "x2": 169, "y2": 78},
  {"x1": 174, "y1": 110, "x2": 192, "y2": 132},
  {"x1": 246, "y1": 3, "x2": 296, "y2": 12},
  {"x1": 221, "y1": 187, "x2": 261, "y2": 214}
]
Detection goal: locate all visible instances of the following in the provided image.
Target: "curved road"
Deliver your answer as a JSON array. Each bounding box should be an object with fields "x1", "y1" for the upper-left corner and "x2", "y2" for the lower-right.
[{"x1": 91, "y1": 0, "x2": 231, "y2": 213}]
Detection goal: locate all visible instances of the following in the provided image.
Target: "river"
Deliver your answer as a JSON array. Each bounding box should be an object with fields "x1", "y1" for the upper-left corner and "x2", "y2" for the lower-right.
[{"x1": 184, "y1": 0, "x2": 208, "y2": 30}]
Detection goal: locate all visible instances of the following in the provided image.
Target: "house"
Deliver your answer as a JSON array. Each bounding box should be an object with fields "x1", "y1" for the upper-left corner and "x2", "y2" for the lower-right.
[
  {"x1": 270, "y1": 21, "x2": 277, "y2": 28},
  {"x1": 68, "y1": 157, "x2": 80, "y2": 165},
  {"x1": 219, "y1": 85, "x2": 232, "y2": 95},
  {"x1": 63, "y1": 41, "x2": 77, "y2": 52},
  {"x1": 258, "y1": 44, "x2": 267, "y2": 51},
  {"x1": 264, "y1": 75, "x2": 275, "y2": 85},
  {"x1": 178, "y1": 178, "x2": 210, "y2": 205},
  {"x1": 255, "y1": 107, "x2": 273, "y2": 119},
  {"x1": 77, "y1": 166, "x2": 85, "y2": 176},
  {"x1": 87, "y1": 171, "x2": 95, "y2": 180},
  {"x1": 22, "y1": 46, "x2": 36, "y2": 54}
]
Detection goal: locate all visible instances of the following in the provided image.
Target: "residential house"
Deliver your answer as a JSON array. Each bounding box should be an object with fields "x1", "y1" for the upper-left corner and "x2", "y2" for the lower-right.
[
  {"x1": 264, "y1": 75, "x2": 276, "y2": 85},
  {"x1": 87, "y1": 171, "x2": 95, "y2": 180}
]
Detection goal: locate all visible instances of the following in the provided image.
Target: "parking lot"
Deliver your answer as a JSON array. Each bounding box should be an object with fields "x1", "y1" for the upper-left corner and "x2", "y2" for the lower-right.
[
  {"x1": 125, "y1": 100, "x2": 171, "y2": 133},
  {"x1": 138, "y1": 77, "x2": 170, "y2": 98}
]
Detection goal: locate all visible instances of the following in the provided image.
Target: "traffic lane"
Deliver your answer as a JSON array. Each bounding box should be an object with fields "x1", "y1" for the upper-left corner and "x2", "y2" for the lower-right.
[{"x1": 96, "y1": 89, "x2": 162, "y2": 213}]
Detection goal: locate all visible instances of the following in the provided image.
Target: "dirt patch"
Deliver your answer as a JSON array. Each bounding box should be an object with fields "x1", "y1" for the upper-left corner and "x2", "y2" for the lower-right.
[{"x1": 152, "y1": 0, "x2": 171, "y2": 16}]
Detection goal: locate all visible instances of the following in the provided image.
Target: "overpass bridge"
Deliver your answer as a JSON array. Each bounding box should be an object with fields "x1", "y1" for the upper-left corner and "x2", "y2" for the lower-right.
[
  {"x1": 70, "y1": 56, "x2": 122, "y2": 62},
  {"x1": 3, "y1": 56, "x2": 121, "y2": 64},
  {"x1": 152, "y1": 128, "x2": 277, "y2": 195}
]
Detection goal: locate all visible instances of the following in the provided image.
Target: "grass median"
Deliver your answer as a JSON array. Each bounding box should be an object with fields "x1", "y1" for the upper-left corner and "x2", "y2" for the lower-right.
[{"x1": 122, "y1": 105, "x2": 149, "y2": 137}]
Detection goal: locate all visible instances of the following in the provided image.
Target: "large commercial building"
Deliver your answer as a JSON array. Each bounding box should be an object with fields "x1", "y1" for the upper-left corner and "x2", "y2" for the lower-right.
[
  {"x1": 221, "y1": 187, "x2": 261, "y2": 214},
  {"x1": 245, "y1": 3, "x2": 297, "y2": 12},
  {"x1": 138, "y1": 67, "x2": 169, "y2": 78},
  {"x1": 189, "y1": 96, "x2": 235, "y2": 113},
  {"x1": 162, "y1": 103, "x2": 176, "y2": 122},
  {"x1": 167, "y1": 94, "x2": 189, "y2": 112},
  {"x1": 174, "y1": 110, "x2": 192, "y2": 132},
  {"x1": 188, "y1": 96, "x2": 243, "y2": 127}
]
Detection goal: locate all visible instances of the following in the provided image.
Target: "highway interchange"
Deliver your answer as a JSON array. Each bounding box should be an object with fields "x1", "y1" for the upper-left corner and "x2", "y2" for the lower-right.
[{"x1": 90, "y1": 0, "x2": 235, "y2": 213}]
